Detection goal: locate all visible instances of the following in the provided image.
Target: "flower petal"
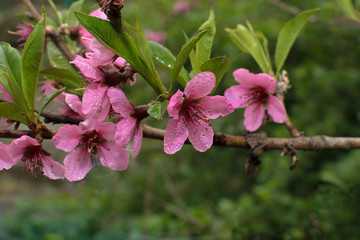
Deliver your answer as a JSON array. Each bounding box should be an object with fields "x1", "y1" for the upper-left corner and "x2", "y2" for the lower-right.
[
  {"x1": 42, "y1": 156, "x2": 65, "y2": 180},
  {"x1": 164, "y1": 118, "x2": 188, "y2": 154},
  {"x1": 167, "y1": 90, "x2": 184, "y2": 119},
  {"x1": 267, "y1": 96, "x2": 286, "y2": 123},
  {"x1": 52, "y1": 124, "x2": 81, "y2": 152},
  {"x1": 82, "y1": 83, "x2": 108, "y2": 118},
  {"x1": 9, "y1": 136, "x2": 39, "y2": 163},
  {"x1": 254, "y1": 73, "x2": 276, "y2": 94},
  {"x1": 131, "y1": 125, "x2": 143, "y2": 158},
  {"x1": 95, "y1": 121, "x2": 116, "y2": 139},
  {"x1": 99, "y1": 141, "x2": 129, "y2": 170},
  {"x1": 244, "y1": 102, "x2": 265, "y2": 132},
  {"x1": 184, "y1": 72, "x2": 215, "y2": 99},
  {"x1": 187, "y1": 118, "x2": 213, "y2": 152},
  {"x1": 199, "y1": 96, "x2": 235, "y2": 119},
  {"x1": 64, "y1": 149, "x2": 93, "y2": 182},
  {"x1": 107, "y1": 87, "x2": 133, "y2": 116},
  {"x1": 224, "y1": 85, "x2": 249, "y2": 108},
  {"x1": 0, "y1": 142, "x2": 14, "y2": 170},
  {"x1": 233, "y1": 68, "x2": 256, "y2": 88},
  {"x1": 95, "y1": 97, "x2": 111, "y2": 122},
  {"x1": 70, "y1": 55, "x2": 104, "y2": 81},
  {"x1": 65, "y1": 93, "x2": 83, "y2": 117},
  {"x1": 114, "y1": 117, "x2": 137, "y2": 148}
]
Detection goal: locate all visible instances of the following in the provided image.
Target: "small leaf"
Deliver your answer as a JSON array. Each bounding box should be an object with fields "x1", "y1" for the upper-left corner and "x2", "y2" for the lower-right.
[
  {"x1": 0, "y1": 42, "x2": 22, "y2": 87},
  {"x1": 171, "y1": 29, "x2": 208, "y2": 91},
  {"x1": 200, "y1": 56, "x2": 230, "y2": 93},
  {"x1": 147, "y1": 100, "x2": 169, "y2": 120},
  {"x1": 48, "y1": 0, "x2": 63, "y2": 25},
  {"x1": 226, "y1": 24, "x2": 271, "y2": 74},
  {"x1": 75, "y1": 11, "x2": 167, "y2": 96},
  {"x1": 66, "y1": 0, "x2": 84, "y2": 26},
  {"x1": 21, "y1": 9, "x2": 46, "y2": 112},
  {"x1": 194, "y1": 9, "x2": 216, "y2": 74},
  {"x1": 275, "y1": 9, "x2": 319, "y2": 76},
  {"x1": 0, "y1": 102, "x2": 28, "y2": 124},
  {"x1": 40, "y1": 67, "x2": 84, "y2": 89},
  {"x1": 36, "y1": 87, "x2": 66, "y2": 122},
  {"x1": 148, "y1": 41, "x2": 190, "y2": 87},
  {"x1": 0, "y1": 69, "x2": 31, "y2": 120}
]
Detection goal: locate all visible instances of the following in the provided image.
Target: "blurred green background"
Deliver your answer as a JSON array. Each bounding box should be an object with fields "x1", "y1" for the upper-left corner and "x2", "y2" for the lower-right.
[{"x1": 1, "y1": 0, "x2": 360, "y2": 239}]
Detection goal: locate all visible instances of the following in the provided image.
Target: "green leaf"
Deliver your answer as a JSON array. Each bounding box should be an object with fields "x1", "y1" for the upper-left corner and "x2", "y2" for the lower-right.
[
  {"x1": 336, "y1": 0, "x2": 359, "y2": 21},
  {"x1": 47, "y1": 41, "x2": 76, "y2": 73},
  {"x1": 0, "y1": 42, "x2": 22, "y2": 87},
  {"x1": 48, "y1": 0, "x2": 63, "y2": 25},
  {"x1": 36, "y1": 87, "x2": 66, "y2": 122},
  {"x1": 200, "y1": 56, "x2": 230, "y2": 93},
  {"x1": 75, "y1": 11, "x2": 167, "y2": 96},
  {"x1": 148, "y1": 41, "x2": 191, "y2": 87},
  {"x1": 275, "y1": 9, "x2": 319, "y2": 76},
  {"x1": 0, "y1": 70, "x2": 31, "y2": 121},
  {"x1": 21, "y1": 9, "x2": 46, "y2": 112},
  {"x1": 40, "y1": 67, "x2": 84, "y2": 89},
  {"x1": 194, "y1": 9, "x2": 216, "y2": 74},
  {"x1": 170, "y1": 29, "x2": 208, "y2": 91},
  {"x1": 0, "y1": 102, "x2": 28, "y2": 124},
  {"x1": 66, "y1": 0, "x2": 84, "y2": 26},
  {"x1": 147, "y1": 100, "x2": 169, "y2": 120},
  {"x1": 226, "y1": 24, "x2": 271, "y2": 74}
]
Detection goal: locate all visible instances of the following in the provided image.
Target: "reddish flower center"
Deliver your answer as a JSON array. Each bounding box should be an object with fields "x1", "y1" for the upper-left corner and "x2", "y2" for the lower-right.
[
  {"x1": 180, "y1": 97, "x2": 211, "y2": 128},
  {"x1": 78, "y1": 130, "x2": 106, "y2": 155},
  {"x1": 21, "y1": 145, "x2": 50, "y2": 177},
  {"x1": 246, "y1": 86, "x2": 269, "y2": 106}
]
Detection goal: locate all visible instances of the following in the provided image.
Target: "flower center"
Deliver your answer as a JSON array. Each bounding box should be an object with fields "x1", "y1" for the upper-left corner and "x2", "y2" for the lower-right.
[
  {"x1": 180, "y1": 98, "x2": 210, "y2": 127},
  {"x1": 246, "y1": 86, "x2": 269, "y2": 106},
  {"x1": 78, "y1": 130, "x2": 106, "y2": 155},
  {"x1": 21, "y1": 145, "x2": 50, "y2": 177}
]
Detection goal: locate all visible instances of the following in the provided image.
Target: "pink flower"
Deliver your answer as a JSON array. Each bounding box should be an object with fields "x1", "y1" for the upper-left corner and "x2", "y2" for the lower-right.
[
  {"x1": 8, "y1": 136, "x2": 65, "y2": 179},
  {"x1": 52, "y1": 118, "x2": 129, "y2": 181},
  {"x1": 164, "y1": 72, "x2": 234, "y2": 154},
  {"x1": 173, "y1": 1, "x2": 190, "y2": 14},
  {"x1": 79, "y1": 8, "x2": 115, "y2": 66},
  {"x1": 10, "y1": 21, "x2": 34, "y2": 46},
  {"x1": 145, "y1": 30, "x2": 166, "y2": 45},
  {"x1": 224, "y1": 68, "x2": 286, "y2": 132},
  {"x1": 0, "y1": 142, "x2": 14, "y2": 170},
  {"x1": 107, "y1": 87, "x2": 143, "y2": 158}
]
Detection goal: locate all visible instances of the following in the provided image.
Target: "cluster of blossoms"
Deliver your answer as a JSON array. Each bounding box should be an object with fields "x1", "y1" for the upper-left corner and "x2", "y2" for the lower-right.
[{"x1": 0, "y1": 7, "x2": 287, "y2": 181}]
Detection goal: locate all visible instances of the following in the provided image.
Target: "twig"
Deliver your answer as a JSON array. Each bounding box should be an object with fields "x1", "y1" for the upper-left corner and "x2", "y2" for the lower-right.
[{"x1": 22, "y1": 0, "x2": 41, "y2": 21}]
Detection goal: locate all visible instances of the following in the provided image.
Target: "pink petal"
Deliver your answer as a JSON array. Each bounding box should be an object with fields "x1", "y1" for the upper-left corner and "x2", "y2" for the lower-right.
[
  {"x1": 114, "y1": 117, "x2": 137, "y2": 148},
  {"x1": 254, "y1": 73, "x2": 276, "y2": 94},
  {"x1": 244, "y1": 102, "x2": 265, "y2": 132},
  {"x1": 184, "y1": 72, "x2": 215, "y2": 99},
  {"x1": 96, "y1": 121, "x2": 116, "y2": 139},
  {"x1": 82, "y1": 83, "x2": 108, "y2": 118},
  {"x1": 233, "y1": 68, "x2": 256, "y2": 88},
  {"x1": 64, "y1": 149, "x2": 93, "y2": 182},
  {"x1": 224, "y1": 85, "x2": 249, "y2": 108},
  {"x1": 199, "y1": 96, "x2": 235, "y2": 119},
  {"x1": 113, "y1": 57, "x2": 126, "y2": 68},
  {"x1": 131, "y1": 125, "x2": 143, "y2": 158},
  {"x1": 107, "y1": 87, "x2": 133, "y2": 116},
  {"x1": 41, "y1": 156, "x2": 65, "y2": 180},
  {"x1": 0, "y1": 142, "x2": 14, "y2": 170},
  {"x1": 164, "y1": 118, "x2": 188, "y2": 154},
  {"x1": 79, "y1": 8, "x2": 108, "y2": 50},
  {"x1": 167, "y1": 90, "x2": 184, "y2": 119},
  {"x1": 187, "y1": 118, "x2": 214, "y2": 152},
  {"x1": 95, "y1": 97, "x2": 111, "y2": 122},
  {"x1": 52, "y1": 124, "x2": 81, "y2": 152},
  {"x1": 70, "y1": 55, "x2": 104, "y2": 81},
  {"x1": 99, "y1": 141, "x2": 129, "y2": 170},
  {"x1": 86, "y1": 39, "x2": 115, "y2": 66},
  {"x1": 9, "y1": 136, "x2": 39, "y2": 163},
  {"x1": 267, "y1": 96, "x2": 286, "y2": 123},
  {"x1": 65, "y1": 94, "x2": 83, "y2": 117}
]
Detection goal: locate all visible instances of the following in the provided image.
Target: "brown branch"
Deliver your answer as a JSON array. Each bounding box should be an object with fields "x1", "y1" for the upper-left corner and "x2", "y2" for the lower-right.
[{"x1": 1, "y1": 124, "x2": 360, "y2": 151}]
